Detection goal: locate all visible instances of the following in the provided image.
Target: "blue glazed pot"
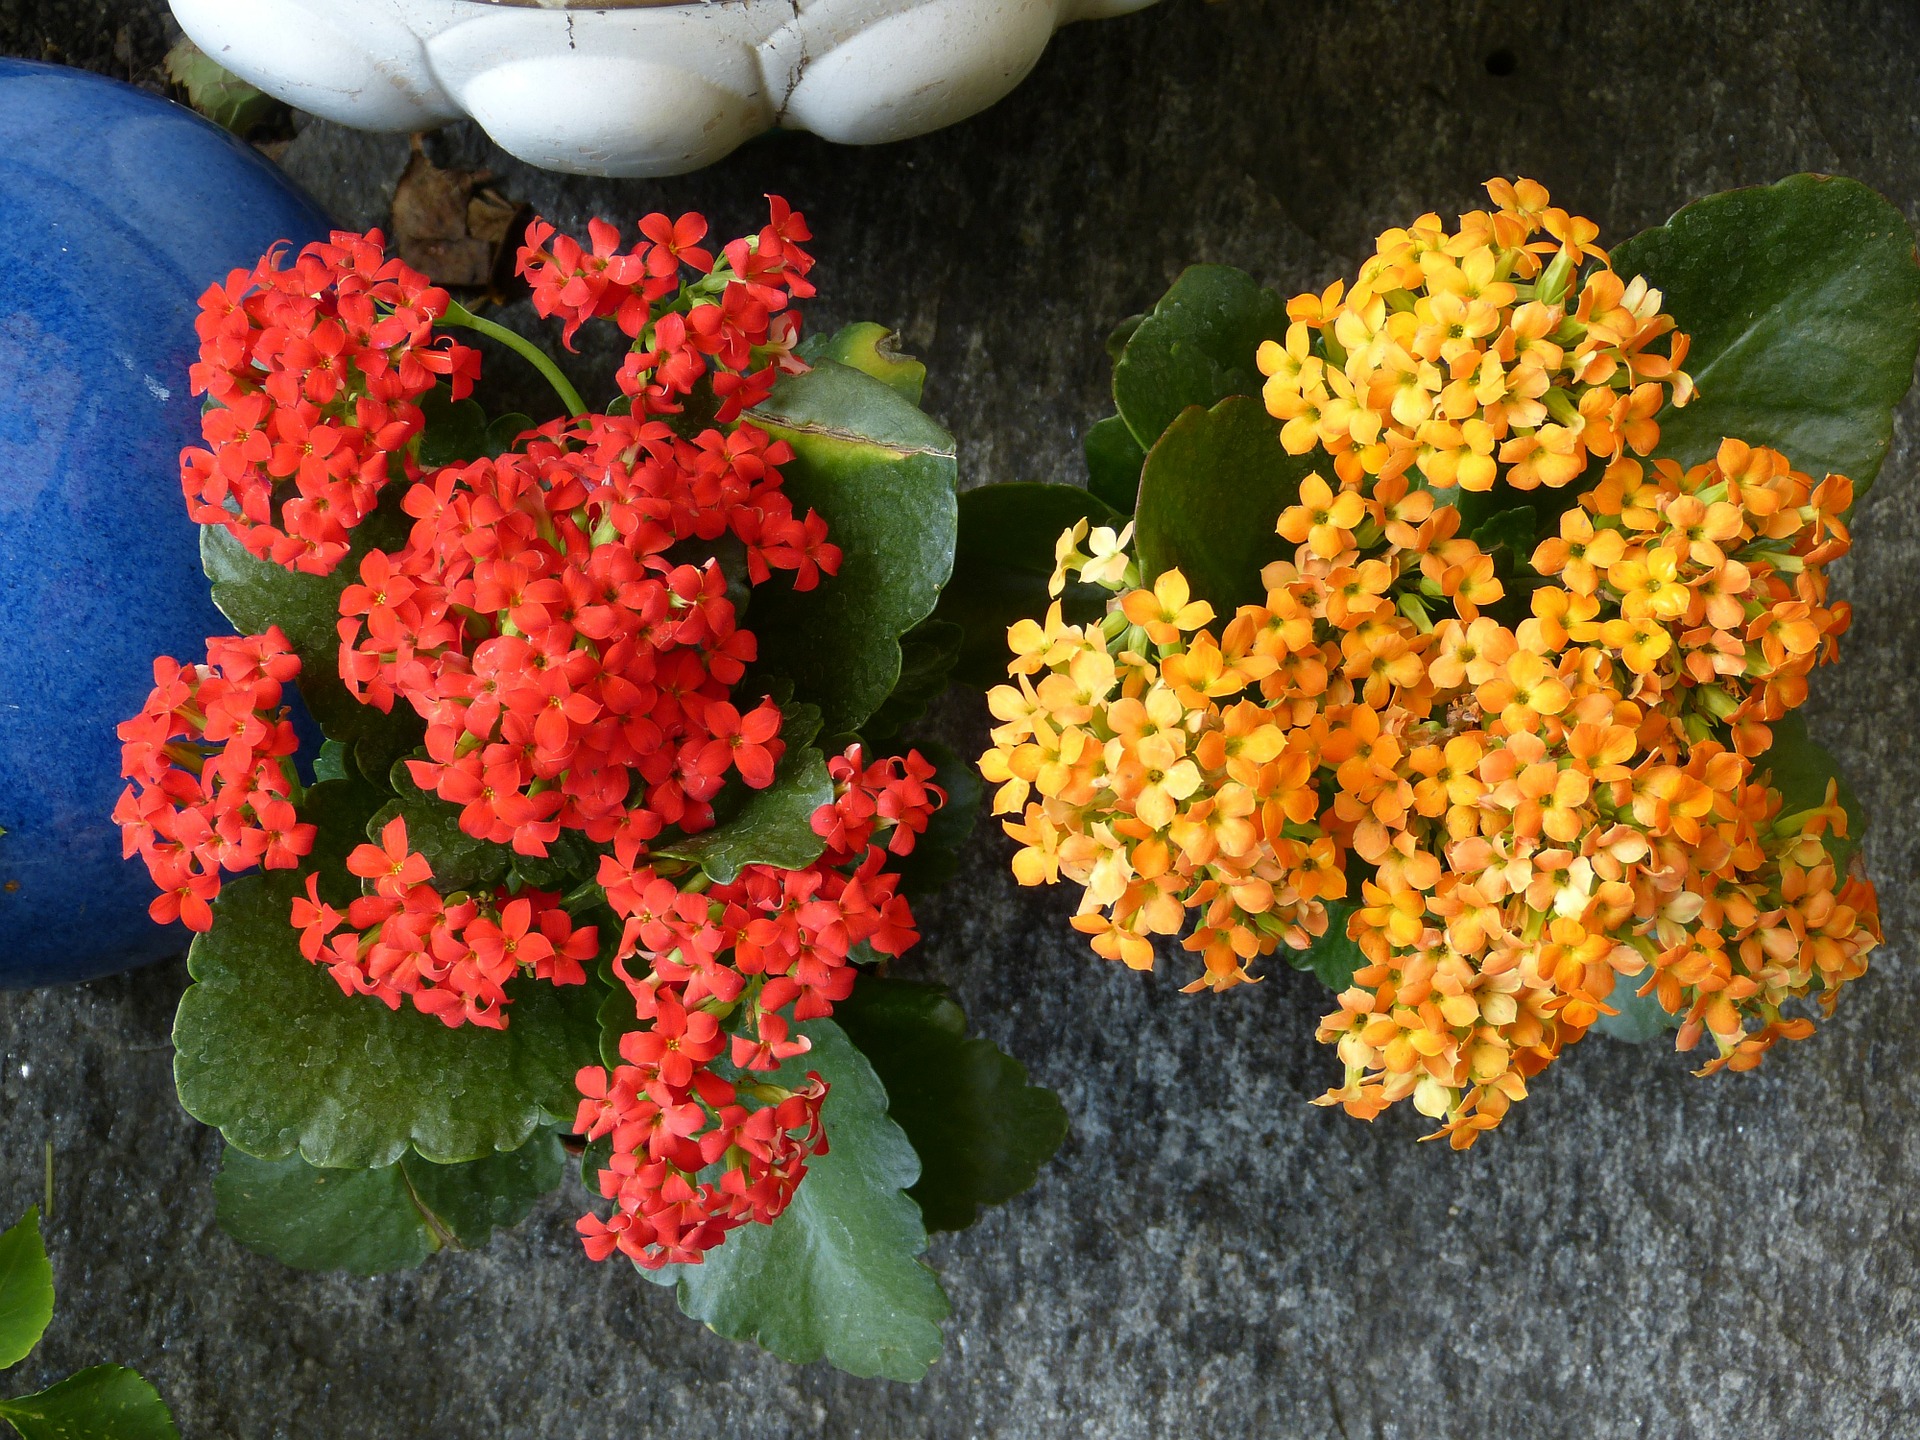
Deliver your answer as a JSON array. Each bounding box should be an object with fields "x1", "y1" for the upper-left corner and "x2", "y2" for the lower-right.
[{"x1": 0, "y1": 61, "x2": 331, "y2": 987}]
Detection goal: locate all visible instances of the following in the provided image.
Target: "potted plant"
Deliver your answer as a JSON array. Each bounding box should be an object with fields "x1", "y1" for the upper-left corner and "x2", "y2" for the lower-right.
[
  {"x1": 942, "y1": 174, "x2": 1920, "y2": 1146},
  {"x1": 119, "y1": 197, "x2": 1066, "y2": 1380}
]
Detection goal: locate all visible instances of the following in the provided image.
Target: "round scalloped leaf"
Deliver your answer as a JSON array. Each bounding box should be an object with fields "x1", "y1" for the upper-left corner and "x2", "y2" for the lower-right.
[
  {"x1": 1134, "y1": 395, "x2": 1317, "y2": 615},
  {"x1": 745, "y1": 361, "x2": 958, "y2": 738},
  {"x1": 0, "y1": 1207, "x2": 54, "y2": 1370},
  {"x1": 933, "y1": 483, "x2": 1123, "y2": 690},
  {"x1": 173, "y1": 779, "x2": 607, "y2": 1169},
  {"x1": 834, "y1": 978, "x2": 1066, "y2": 1233},
  {"x1": 656, "y1": 1018, "x2": 949, "y2": 1381},
  {"x1": 214, "y1": 1129, "x2": 565, "y2": 1275},
  {"x1": 0, "y1": 1367, "x2": 178, "y2": 1440},
  {"x1": 1609, "y1": 174, "x2": 1920, "y2": 495},
  {"x1": 1112, "y1": 264, "x2": 1290, "y2": 452},
  {"x1": 370, "y1": 761, "x2": 512, "y2": 895},
  {"x1": 654, "y1": 743, "x2": 832, "y2": 884}
]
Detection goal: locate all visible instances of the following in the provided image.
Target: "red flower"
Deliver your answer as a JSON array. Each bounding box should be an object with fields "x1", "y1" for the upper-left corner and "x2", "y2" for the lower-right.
[{"x1": 346, "y1": 816, "x2": 434, "y2": 899}]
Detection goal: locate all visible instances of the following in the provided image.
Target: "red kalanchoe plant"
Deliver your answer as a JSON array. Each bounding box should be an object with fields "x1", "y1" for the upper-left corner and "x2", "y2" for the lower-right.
[{"x1": 131, "y1": 197, "x2": 1063, "y2": 1382}]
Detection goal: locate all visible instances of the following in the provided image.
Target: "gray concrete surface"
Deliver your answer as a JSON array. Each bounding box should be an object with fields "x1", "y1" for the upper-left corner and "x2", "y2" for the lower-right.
[{"x1": 4, "y1": 1, "x2": 1920, "y2": 1435}]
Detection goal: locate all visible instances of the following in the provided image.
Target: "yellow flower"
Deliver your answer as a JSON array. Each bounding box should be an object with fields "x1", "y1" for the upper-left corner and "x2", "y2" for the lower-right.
[
  {"x1": 1276, "y1": 472, "x2": 1366, "y2": 558},
  {"x1": 1120, "y1": 570, "x2": 1214, "y2": 645}
]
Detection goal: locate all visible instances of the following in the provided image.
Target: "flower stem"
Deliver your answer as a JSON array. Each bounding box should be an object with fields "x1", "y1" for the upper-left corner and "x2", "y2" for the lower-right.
[{"x1": 441, "y1": 300, "x2": 587, "y2": 418}]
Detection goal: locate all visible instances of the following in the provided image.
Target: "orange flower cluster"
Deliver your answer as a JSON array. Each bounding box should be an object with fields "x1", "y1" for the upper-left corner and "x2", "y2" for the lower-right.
[
  {"x1": 983, "y1": 172, "x2": 1880, "y2": 1145},
  {"x1": 1257, "y1": 177, "x2": 1693, "y2": 495}
]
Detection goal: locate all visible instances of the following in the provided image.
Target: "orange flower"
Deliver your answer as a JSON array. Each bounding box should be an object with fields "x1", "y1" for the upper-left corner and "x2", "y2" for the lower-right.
[{"x1": 1120, "y1": 569, "x2": 1214, "y2": 645}]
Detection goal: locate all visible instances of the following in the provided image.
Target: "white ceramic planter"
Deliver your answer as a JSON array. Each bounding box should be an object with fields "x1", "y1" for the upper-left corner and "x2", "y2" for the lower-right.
[{"x1": 168, "y1": 0, "x2": 1161, "y2": 177}]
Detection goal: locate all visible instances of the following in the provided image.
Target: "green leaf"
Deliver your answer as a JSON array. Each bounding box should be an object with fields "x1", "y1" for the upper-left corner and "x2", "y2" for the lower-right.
[
  {"x1": 799, "y1": 323, "x2": 927, "y2": 406},
  {"x1": 369, "y1": 762, "x2": 512, "y2": 894},
  {"x1": 1084, "y1": 414, "x2": 1147, "y2": 514},
  {"x1": 311, "y1": 739, "x2": 351, "y2": 785},
  {"x1": 833, "y1": 978, "x2": 1066, "y2": 1233},
  {"x1": 1592, "y1": 982, "x2": 1682, "y2": 1044},
  {"x1": 658, "y1": 1019, "x2": 949, "y2": 1380},
  {"x1": 862, "y1": 620, "x2": 963, "y2": 742},
  {"x1": 505, "y1": 829, "x2": 604, "y2": 893},
  {"x1": 888, "y1": 740, "x2": 983, "y2": 899},
  {"x1": 0, "y1": 1366, "x2": 177, "y2": 1440},
  {"x1": 407, "y1": 1133, "x2": 567, "y2": 1246},
  {"x1": 0, "y1": 1209, "x2": 53, "y2": 1371},
  {"x1": 214, "y1": 1130, "x2": 565, "y2": 1275},
  {"x1": 654, "y1": 742, "x2": 832, "y2": 885},
  {"x1": 1469, "y1": 505, "x2": 1538, "y2": 561},
  {"x1": 1286, "y1": 896, "x2": 1363, "y2": 993},
  {"x1": 173, "y1": 777, "x2": 608, "y2": 1168},
  {"x1": 1105, "y1": 313, "x2": 1147, "y2": 365},
  {"x1": 163, "y1": 37, "x2": 278, "y2": 138},
  {"x1": 1112, "y1": 265, "x2": 1290, "y2": 452},
  {"x1": 201, "y1": 497, "x2": 424, "y2": 782},
  {"x1": 1754, "y1": 710, "x2": 1866, "y2": 867},
  {"x1": 932, "y1": 483, "x2": 1123, "y2": 690},
  {"x1": 745, "y1": 361, "x2": 958, "y2": 736},
  {"x1": 1609, "y1": 174, "x2": 1920, "y2": 495},
  {"x1": 1134, "y1": 395, "x2": 1315, "y2": 615},
  {"x1": 417, "y1": 391, "x2": 493, "y2": 468},
  {"x1": 486, "y1": 413, "x2": 536, "y2": 457}
]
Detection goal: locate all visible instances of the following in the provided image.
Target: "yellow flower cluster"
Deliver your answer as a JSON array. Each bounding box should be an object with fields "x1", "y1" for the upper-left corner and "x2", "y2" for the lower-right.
[
  {"x1": 1257, "y1": 177, "x2": 1693, "y2": 495},
  {"x1": 981, "y1": 181, "x2": 1879, "y2": 1148}
]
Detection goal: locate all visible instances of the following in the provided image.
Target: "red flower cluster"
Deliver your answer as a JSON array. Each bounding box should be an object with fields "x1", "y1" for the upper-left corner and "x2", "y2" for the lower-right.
[
  {"x1": 113, "y1": 629, "x2": 315, "y2": 931},
  {"x1": 518, "y1": 198, "x2": 814, "y2": 422},
  {"x1": 181, "y1": 231, "x2": 480, "y2": 576},
  {"x1": 290, "y1": 816, "x2": 597, "y2": 1029},
  {"x1": 574, "y1": 747, "x2": 945, "y2": 1269},
  {"x1": 812, "y1": 745, "x2": 945, "y2": 859},
  {"x1": 338, "y1": 411, "x2": 837, "y2": 858}
]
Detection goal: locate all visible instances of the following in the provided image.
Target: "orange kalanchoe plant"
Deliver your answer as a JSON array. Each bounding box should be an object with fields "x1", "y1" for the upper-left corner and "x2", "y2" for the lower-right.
[{"x1": 968, "y1": 175, "x2": 1919, "y2": 1149}]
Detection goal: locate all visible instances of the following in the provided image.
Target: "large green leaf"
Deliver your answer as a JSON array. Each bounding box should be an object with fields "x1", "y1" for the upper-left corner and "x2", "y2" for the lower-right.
[
  {"x1": 201, "y1": 498, "x2": 423, "y2": 781},
  {"x1": 415, "y1": 392, "x2": 535, "y2": 467},
  {"x1": 932, "y1": 483, "x2": 1123, "y2": 690},
  {"x1": 798, "y1": 323, "x2": 927, "y2": 406},
  {"x1": 654, "y1": 744, "x2": 832, "y2": 884},
  {"x1": 0, "y1": 1209, "x2": 52, "y2": 1371},
  {"x1": 862, "y1": 620, "x2": 963, "y2": 742},
  {"x1": 1134, "y1": 395, "x2": 1315, "y2": 615},
  {"x1": 0, "y1": 1367, "x2": 177, "y2": 1440},
  {"x1": 214, "y1": 1129, "x2": 565, "y2": 1275},
  {"x1": 655, "y1": 1019, "x2": 949, "y2": 1380},
  {"x1": 369, "y1": 762, "x2": 512, "y2": 895},
  {"x1": 1112, "y1": 265, "x2": 1290, "y2": 452},
  {"x1": 1609, "y1": 174, "x2": 1920, "y2": 494},
  {"x1": 745, "y1": 361, "x2": 958, "y2": 737},
  {"x1": 834, "y1": 979, "x2": 1066, "y2": 1233},
  {"x1": 173, "y1": 778, "x2": 607, "y2": 1168}
]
